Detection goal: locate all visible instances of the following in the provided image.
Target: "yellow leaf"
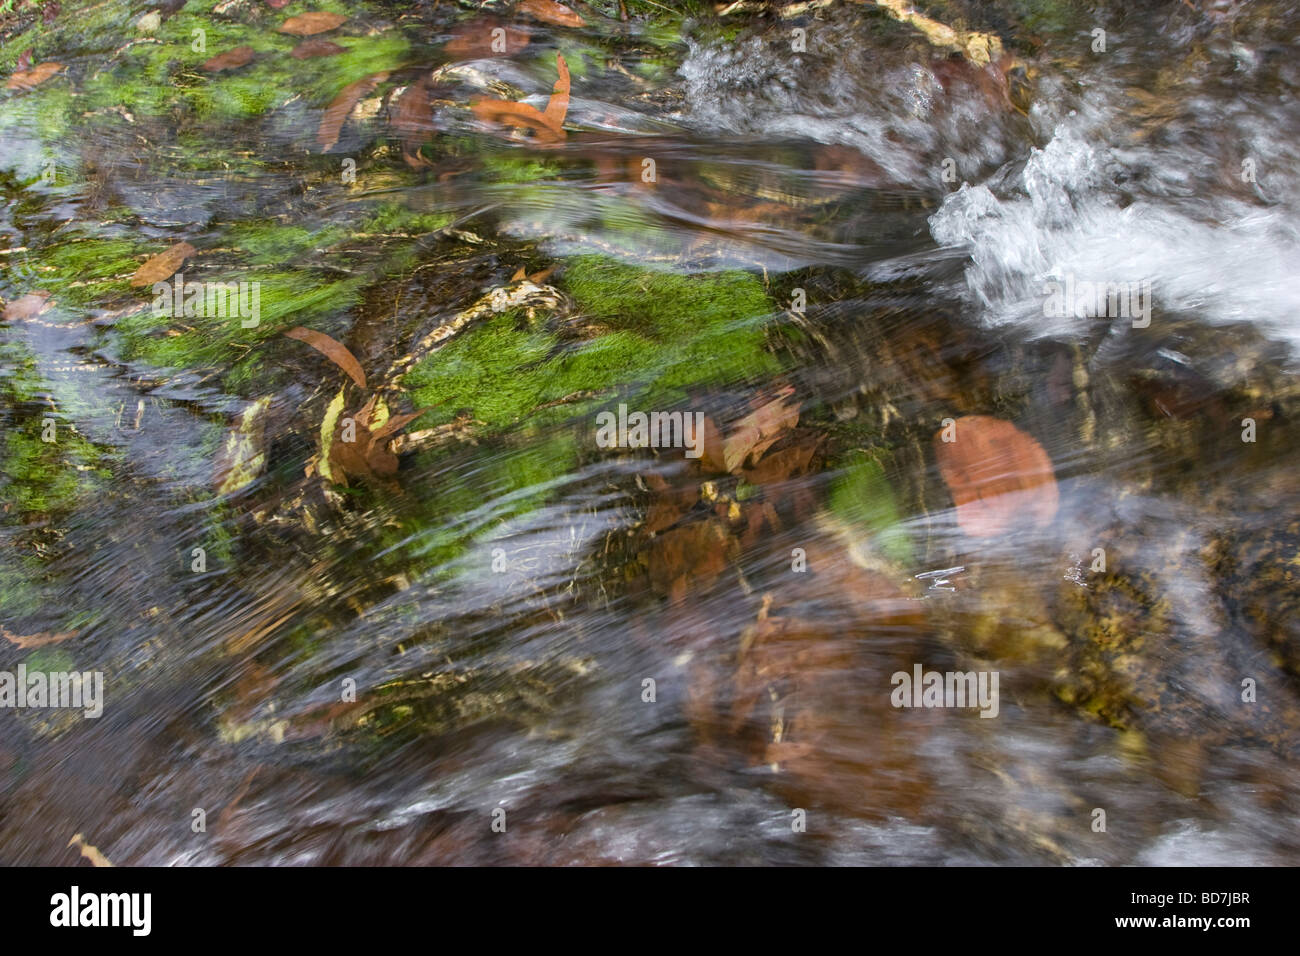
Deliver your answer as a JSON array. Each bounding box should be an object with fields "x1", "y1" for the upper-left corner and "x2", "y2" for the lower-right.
[{"x1": 68, "y1": 834, "x2": 114, "y2": 867}]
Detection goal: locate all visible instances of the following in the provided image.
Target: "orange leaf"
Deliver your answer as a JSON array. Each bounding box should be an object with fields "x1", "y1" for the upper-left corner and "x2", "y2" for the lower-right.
[
  {"x1": 290, "y1": 38, "x2": 345, "y2": 59},
  {"x1": 470, "y1": 98, "x2": 556, "y2": 140},
  {"x1": 201, "y1": 46, "x2": 255, "y2": 72},
  {"x1": 2, "y1": 291, "x2": 53, "y2": 322},
  {"x1": 2, "y1": 626, "x2": 77, "y2": 649},
  {"x1": 542, "y1": 52, "x2": 570, "y2": 134},
  {"x1": 471, "y1": 54, "x2": 569, "y2": 141},
  {"x1": 933, "y1": 415, "x2": 1058, "y2": 537},
  {"x1": 645, "y1": 519, "x2": 735, "y2": 605},
  {"x1": 279, "y1": 12, "x2": 347, "y2": 36},
  {"x1": 284, "y1": 326, "x2": 366, "y2": 388},
  {"x1": 6, "y1": 61, "x2": 63, "y2": 90},
  {"x1": 130, "y1": 242, "x2": 196, "y2": 288},
  {"x1": 317, "y1": 71, "x2": 390, "y2": 151},
  {"x1": 517, "y1": 0, "x2": 587, "y2": 28}
]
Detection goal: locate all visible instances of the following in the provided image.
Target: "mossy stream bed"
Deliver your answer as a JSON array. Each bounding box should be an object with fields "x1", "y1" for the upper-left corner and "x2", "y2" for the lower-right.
[{"x1": 1, "y1": 0, "x2": 1299, "y2": 864}]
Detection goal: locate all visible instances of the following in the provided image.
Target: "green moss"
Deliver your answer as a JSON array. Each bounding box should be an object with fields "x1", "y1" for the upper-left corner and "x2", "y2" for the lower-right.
[
  {"x1": 562, "y1": 256, "x2": 763, "y2": 333},
  {"x1": 560, "y1": 255, "x2": 780, "y2": 385},
  {"x1": 1006, "y1": 0, "x2": 1088, "y2": 35},
  {"x1": 0, "y1": 418, "x2": 104, "y2": 517},
  {"x1": 32, "y1": 235, "x2": 139, "y2": 307},
  {"x1": 482, "y1": 152, "x2": 564, "y2": 186},
  {"x1": 0, "y1": 339, "x2": 109, "y2": 517},
  {"x1": 0, "y1": 553, "x2": 51, "y2": 619},
  {"x1": 490, "y1": 432, "x2": 578, "y2": 508},
  {"x1": 406, "y1": 257, "x2": 781, "y2": 432},
  {"x1": 304, "y1": 33, "x2": 410, "y2": 100},
  {"x1": 23, "y1": 647, "x2": 75, "y2": 675},
  {"x1": 76, "y1": 4, "x2": 406, "y2": 122},
  {"x1": 116, "y1": 271, "x2": 364, "y2": 392},
  {"x1": 405, "y1": 310, "x2": 553, "y2": 429},
  {"x1": 827, "y1": 450, "x2": 913, "y2": 565},
  {"x1": 541, "y1": 330, "x2": 646, "y2": 395},
  {"x1": 222, "y1": 221, "x2": 348, "y2": 265},
  {"x1": 361, "y1": 203, "x2": 453, "y2": 236},
  {"x1": 0, "y1": 84, "x2": 78, "y2": 179}
]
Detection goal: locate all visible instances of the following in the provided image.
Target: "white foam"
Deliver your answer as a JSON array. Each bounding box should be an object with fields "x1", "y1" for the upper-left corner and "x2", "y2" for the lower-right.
[{"x1": 929, "y1": 117, "x2": 1300, "y2": 349}]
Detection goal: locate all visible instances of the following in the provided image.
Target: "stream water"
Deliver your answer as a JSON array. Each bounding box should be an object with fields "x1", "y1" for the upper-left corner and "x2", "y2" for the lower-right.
[{"x1": 1, "y1": 0, "x2": 1298, "y2": 865}]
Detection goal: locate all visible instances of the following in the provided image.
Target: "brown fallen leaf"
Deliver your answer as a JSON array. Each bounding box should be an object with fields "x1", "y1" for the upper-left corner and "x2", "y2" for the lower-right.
[
  {"x1": 724, "y1": 574, "x2": 932, "y2": 818},
  {"x1": 446, "y1": 17, "x2": 530, "y2": 59},
  {"x1": 1, "y1": 626, "x2": 77, "y2": 649},
  {"x1": 328, "y1": 394, "x2": 430, "y2": 485},
  {"x1": 645, "y1": 518, "x2": 736, "y2": 607},
  {"x1": 284, "y1": 326, "x2": 366, "y2": 388},
  {"x1": 68, "y1": 834, "x2": 114, "y2": 867},
  {"x1": 641, "y1": 470, "x2": 700, "y2": 535},
  {"x1": 393, "y1": 76, "x2": 435, "y2": 168},
  {"x1": 933, "y1": 414, "x2": 1059, "y2": 538},
  {"x1": 266, "y1": 0, "x2": 292, "y2": 8},
  {"x1": 700, "y1": 385, "x2": 801, "y2": 474},
  {"x1": 290, "y1": 38, "x2": 345, "y2": 59},
  {"x1": 542, "y1": 52, "x2": 570, "y2": 134},
  {"x1": 517, "y1": 0, "x2": 587, "y2": 28},
  {"x1": 129, "y1": 241, "x2": 196, "y2": 288},
  {"x1": 201, "y1": 46, "x2": 255, "y2": 72},
  {"x1": 740, "y1": 433, "x2": 820, "y2": 486},
  {"x1": 471, "y1": 53, "x2": 569, "y2": 142},
  {"x1": 216, "y1": 764, "x2": 263, "y2": 830},
  {"x1": 317, "y1": 71, "x2": 390, "y2": 151},
  {"x1": 279, "y1": 11, "x2": 347, "y2": 36},
  {"x1": 2, "y1": 290, "x2": 52, "y2": 322},
  {"x1": 6, "y1": 61, "x2": 64, "y2": 91}
]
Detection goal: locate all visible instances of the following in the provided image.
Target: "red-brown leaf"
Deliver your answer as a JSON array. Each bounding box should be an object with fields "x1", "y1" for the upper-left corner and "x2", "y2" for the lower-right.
[
  {"x1": 393, "y1": 77, "x2": 435, "y2": 168},
  {"x1": 369, "y1": 407, "x2": 429, "y2": 442},
  {"x1": 446, "y1": 17, "x2": 531, "y2": 59},
  {"x1": 6, "y1": 61, "x2": 64, "y2": 90},
  {"x1": 933, "y1": 414, "x2": 1059, "y2": 537},
  {"x1": 317, "y1": 71, "x2": 389, "y2": 151},
  {"x1": 2, "y1": 291, "x2": 53, "y2": 322},
  {"x1": 201, "y1": 46, "x2": 255, "y2": 72},
  {"x1": 517, "y1": 0, "x2": 586, "y2": 28},
  {"x1": 279, "y1": 12, "x2": 347, "y2": 36},
  {"x1": 471, "y1": 53, "x2": 569, "y2": 141},
  {"x1": 2, "y1": 626, "x2": 77, "y2": 649},
  {"x1": 284, "y1": 326, "x2": 366, "y2": 388},
  {"x1": 290, "y1": 38, "x2": 345, "y2": 59},
  {"x1": 129, "y1": 242, "x2": 196, "y2": 288},
  {"x1": 704, "y1": 386, "x2": 800, "y2": 474},
  {"x1": 327, "y1": 398, "x2": 432, "y2": 485},
  {"x1": 542, "y1": 52, "x2": 570, "y2": 134}
]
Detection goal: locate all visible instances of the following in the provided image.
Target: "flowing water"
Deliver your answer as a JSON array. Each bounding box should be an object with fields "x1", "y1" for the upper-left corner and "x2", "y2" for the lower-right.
[{"x1": 1, "y1": 0, "x2": 1299, "y2": 865}]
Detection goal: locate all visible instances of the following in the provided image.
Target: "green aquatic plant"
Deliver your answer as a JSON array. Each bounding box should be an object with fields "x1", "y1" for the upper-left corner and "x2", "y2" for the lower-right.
[
  {"x1": 404, "y1": 257, "x2": 782, "y2": 433},
  {"x1": 827, "y1": 449, "x2": 913, "y2": 565}
]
